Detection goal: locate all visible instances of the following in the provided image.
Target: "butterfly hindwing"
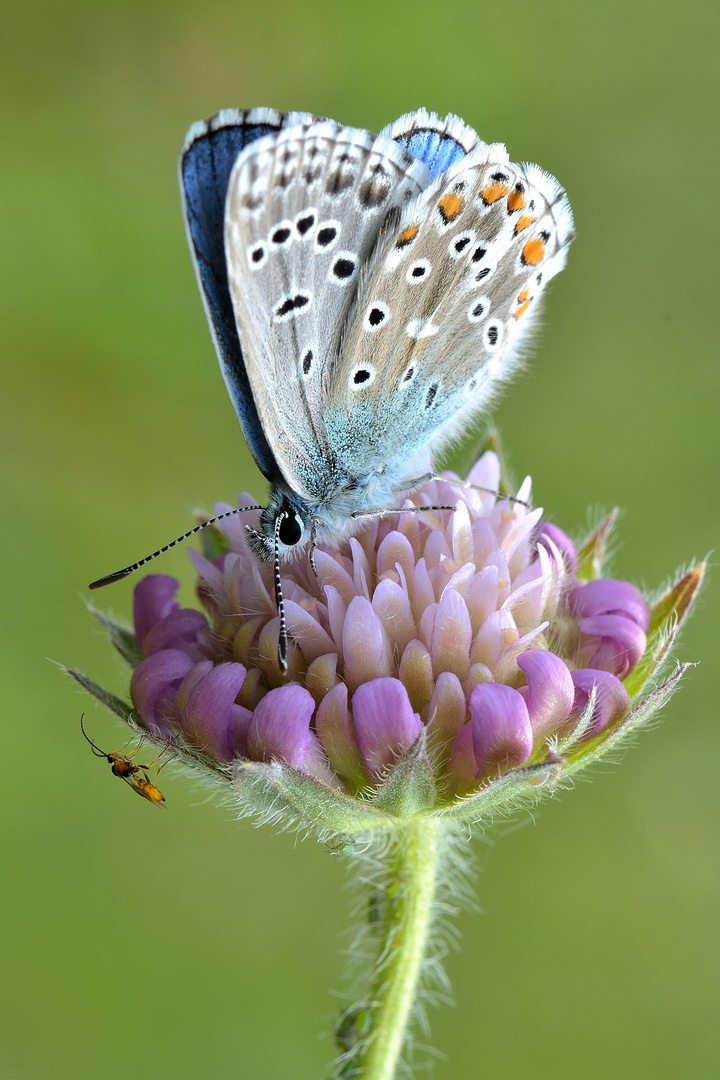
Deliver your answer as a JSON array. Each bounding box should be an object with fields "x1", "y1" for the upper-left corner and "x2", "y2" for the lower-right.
[
  {"x1": 223, "y1": 122, "x2": 432, "y2": 503},
  {"x1": 325, "y1": 146, "x2": 574, "y2": 478},
  {"x1": 382, "y1": 108, "x2": 482, "y2": 177}
]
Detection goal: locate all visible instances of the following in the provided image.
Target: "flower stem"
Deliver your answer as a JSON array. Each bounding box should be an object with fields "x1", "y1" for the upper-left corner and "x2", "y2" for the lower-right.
[{"x1": 336, "y1": 817, "x2": 448, "y2": 1079}]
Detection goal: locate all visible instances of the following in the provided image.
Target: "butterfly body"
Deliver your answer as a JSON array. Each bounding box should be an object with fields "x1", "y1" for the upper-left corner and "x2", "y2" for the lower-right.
[{"x1": 180, "y1": 108, "x2": 574, "y2": 561}]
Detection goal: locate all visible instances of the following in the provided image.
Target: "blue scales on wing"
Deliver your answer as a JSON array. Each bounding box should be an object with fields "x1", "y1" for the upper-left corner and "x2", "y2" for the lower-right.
[
  {"x1": 179, "y1": 107, "x2": 317, "y2": 482},
  {"x1": 382, "y1": 109, "x2": 482, "y2": 178}
]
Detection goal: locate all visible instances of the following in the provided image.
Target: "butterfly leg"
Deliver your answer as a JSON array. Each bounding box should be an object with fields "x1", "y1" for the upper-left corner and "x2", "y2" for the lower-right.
[{"x1": 390, "y1": 472, "x2": 435, "y2": 492}]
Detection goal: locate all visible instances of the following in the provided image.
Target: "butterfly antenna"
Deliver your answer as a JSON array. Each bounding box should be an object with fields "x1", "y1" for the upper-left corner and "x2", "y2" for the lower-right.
[
  {"x1": 79, "y1": 713, "x2": 107, "y2": 758},
  {"x1": 396, "y1": 474, "x2": 531, "y2": 508},
  {"x1": 88, "y1": 505, "x2": 263, "y2": 589},
  {"x1": 463, "y1": 483, "x2": 531, "y2": 508},
  {"x1": 273, "y1": 514, "x2": 289, "y2": 673}
]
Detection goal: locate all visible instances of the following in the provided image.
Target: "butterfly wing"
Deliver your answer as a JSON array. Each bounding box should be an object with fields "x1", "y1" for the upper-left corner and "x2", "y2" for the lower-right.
[
  {"x1": 382, "y1": 108, "x2": 482, "y2": 177},
  {"x1": 180, "y1": 108, "x2": 317, "y2": 482},
  {"x1": 324, "y1": 145, "x2": 574, "y2": 479},
  {"x1": 223, "y1": 122, "x2": 432, "y2": 504}
]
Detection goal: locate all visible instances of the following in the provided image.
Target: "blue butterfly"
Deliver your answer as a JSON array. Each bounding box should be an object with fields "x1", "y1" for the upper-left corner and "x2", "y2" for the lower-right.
[
  {"x1": 179, "y1": 107, "x2": 573, "y2": 552},
  {"x1": 92, "y1": 107, "x2": 574, "y2": 666}
]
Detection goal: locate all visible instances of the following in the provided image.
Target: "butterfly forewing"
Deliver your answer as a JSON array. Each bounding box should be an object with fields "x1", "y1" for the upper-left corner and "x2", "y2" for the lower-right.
[
  {"x1": 325, "y1": 146, "x2": 574, "y2": 477},
  {"x1": 223, "y1": 123, "x2": 432, "y2": 503},
  {"x1": 180, "y1": 109, "x2": 319, "y2": 483}
]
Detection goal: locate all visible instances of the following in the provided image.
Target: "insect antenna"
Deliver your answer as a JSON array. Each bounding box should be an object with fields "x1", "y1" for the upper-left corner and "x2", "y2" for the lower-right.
[
  {"x1": 395, "y1": 473, "x2": 532, "y2": 508},
  {"x1": 88, "y1": 505, "x2": 264, "y2": 589},
  {"x1": 351, "y1": 503, "x2": 457, "y2": 523},
  {"x1": 79, "y1": 712, "x2": 107, "y2": 758},
  {"x1": 274, "y1": 513, "x2": 289, "y2": 673}
]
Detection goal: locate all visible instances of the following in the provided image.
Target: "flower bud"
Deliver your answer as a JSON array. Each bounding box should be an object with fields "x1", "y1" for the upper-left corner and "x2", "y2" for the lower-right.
[
  {"x1": 179, "y1": 661, "x2": 249, "y2": 761},
  {"x1": 130, "y1": 648, "x2": 195, "y2": 734},
  {"x1": 351, "y1": 678, "x2": 423, "y2": 777},
  {"x1": 247, "y1": 685, "x2": 337, "y2": 785},
  {"x1": 468, "y1": 682, "x2": 534, "y2": 779},
  {"x1": 133, "y1": 574, "x2": 180, "y2": 648},
  {"x1": 568, "y1": 668, "x2": 630, "y2": 739},
  {"x1": 516, "y1": 649, "x2": 574, "y2": 739},
  {"x1": 570, "y1": 579, "x2": 650, "y2": 678}
]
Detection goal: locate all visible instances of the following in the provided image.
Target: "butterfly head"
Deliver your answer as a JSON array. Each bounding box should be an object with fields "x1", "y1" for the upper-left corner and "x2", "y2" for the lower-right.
[{"x1": 245, "y1": 486, "x2": 314, "y2": 562}]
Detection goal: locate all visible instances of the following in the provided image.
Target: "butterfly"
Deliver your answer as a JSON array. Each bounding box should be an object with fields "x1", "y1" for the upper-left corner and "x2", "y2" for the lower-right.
[
  {"x1": 180, "y1": 107, "x2": 573, "y2": 551},
  {"x1": 90, "y1": 107, "x2": 574, "y2": 666}
]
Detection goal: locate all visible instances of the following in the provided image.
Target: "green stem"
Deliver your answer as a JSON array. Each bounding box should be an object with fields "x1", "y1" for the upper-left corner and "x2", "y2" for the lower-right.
[{"x1": 337, "y1": 817, "x2": 448, "y2": 1080}]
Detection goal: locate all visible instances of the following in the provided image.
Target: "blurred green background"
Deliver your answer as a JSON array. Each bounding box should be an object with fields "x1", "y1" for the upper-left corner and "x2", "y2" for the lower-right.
[{"x1": 1, "y1": 1, "x2": 718, "y2": 1077}]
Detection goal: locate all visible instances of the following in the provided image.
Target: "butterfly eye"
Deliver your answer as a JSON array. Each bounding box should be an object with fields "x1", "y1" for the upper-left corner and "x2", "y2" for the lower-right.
[{"x1": 279, "y1": 512, "x2": 303, "y2": 547}]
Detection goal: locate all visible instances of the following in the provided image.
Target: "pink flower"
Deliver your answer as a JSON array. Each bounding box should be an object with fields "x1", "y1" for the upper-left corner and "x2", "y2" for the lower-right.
[{"x1": 125, "y1": 453, "x2": 646, "y2": 799}]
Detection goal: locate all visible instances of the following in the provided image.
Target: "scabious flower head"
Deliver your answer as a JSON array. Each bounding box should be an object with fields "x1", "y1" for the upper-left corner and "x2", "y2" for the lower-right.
[{"x1": 73, "y1": 451, "x2": 701, "y2": 836}]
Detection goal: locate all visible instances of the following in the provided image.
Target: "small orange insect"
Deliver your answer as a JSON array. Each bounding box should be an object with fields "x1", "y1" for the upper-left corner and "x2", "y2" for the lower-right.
[{"x1": 80, "y1": 714, "x2": 170, "y2": 806}]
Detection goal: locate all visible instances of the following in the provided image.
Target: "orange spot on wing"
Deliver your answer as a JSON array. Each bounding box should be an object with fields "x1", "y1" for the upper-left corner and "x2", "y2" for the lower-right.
[
  {"x1": 481, "y1": 181, "x2": 510, "y2": 205},
  {"x1": 522, "y1": 237, "x2": 546, "y2": 265},
  {"x1": 396, "y1": 224, "x2": 420, "y2": 248},
  {"x1": 507, "y1": 186, "x2": 526, "y2": 212},
  {"x1": 514, "y1": 215, "x2": 534, "y2": 234},
  {"x1": 518, "y1": 289, "x2": 530, "y2": 303},
  {"x1": 515, "y1": 298, "x2": 532, "y2": 319},
  {"x1": 438, "y1": 192, "x2": 465, "y2": 223}
]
